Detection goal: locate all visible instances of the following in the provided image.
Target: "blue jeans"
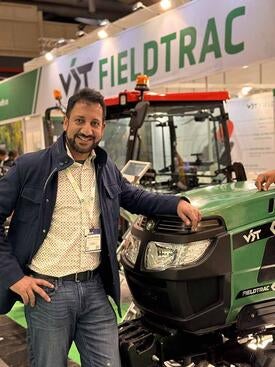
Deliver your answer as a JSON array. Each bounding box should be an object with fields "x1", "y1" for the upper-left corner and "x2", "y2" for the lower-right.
[{"x1": 24, "y1": 272, "x2": 121, "y2": 367}]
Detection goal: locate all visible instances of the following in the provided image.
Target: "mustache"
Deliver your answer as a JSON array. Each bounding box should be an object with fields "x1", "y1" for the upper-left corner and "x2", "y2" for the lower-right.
[{"x1": 76, "y1": 133, "x2": 94, "y2": 139}]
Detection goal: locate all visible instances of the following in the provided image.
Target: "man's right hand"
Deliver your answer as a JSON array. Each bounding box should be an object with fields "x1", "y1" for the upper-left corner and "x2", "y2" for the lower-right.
[
  {"x1": 176, "y1": 199, "x2": 202, "y2": 231},
  {"x1": 255, "y1": 170, "x2": 275, "y2": 191},
  {"x1": 9, "y1": 275, "x2": 54, "y2": 307}
]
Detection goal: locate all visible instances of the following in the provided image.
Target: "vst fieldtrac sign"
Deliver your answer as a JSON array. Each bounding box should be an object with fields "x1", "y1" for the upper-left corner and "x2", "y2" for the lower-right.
[
  {"x1": 2, "y1": 0, "x2": 275, "y2": 122},
  {"x1": 56, "y1": 5, "x2": 246, "y2": 98},
  {"x1": 98, "y1": 7, "x2": 245, "y2": 90}
]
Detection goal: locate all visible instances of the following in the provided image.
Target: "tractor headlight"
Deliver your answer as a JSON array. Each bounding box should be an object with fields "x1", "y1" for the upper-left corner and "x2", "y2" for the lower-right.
[
  {"x1": 122, "y1": 234, "x2": 141, "y2": 266},
  {"x1": 144, "y1": 239, "x2": 211, "y2": 271}
]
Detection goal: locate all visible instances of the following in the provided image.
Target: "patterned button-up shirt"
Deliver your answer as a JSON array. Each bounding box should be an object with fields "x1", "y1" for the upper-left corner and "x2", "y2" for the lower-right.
[{"x1": 29, "y1": 149, "x2": 101, "y2": 277}]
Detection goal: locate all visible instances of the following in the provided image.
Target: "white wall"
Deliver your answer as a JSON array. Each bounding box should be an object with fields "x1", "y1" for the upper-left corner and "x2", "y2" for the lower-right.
[{"x1": 228, "y1": 92, "x2": 275, "y2": 178}]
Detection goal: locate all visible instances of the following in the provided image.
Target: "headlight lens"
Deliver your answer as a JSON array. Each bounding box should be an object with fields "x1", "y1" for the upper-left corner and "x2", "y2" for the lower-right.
[
  {"x1": 144, "y1": 239, "x2": 211, "y2": 271},
  {"x1": 122, "y1": 234, "x2": 141, "y2": 266}
]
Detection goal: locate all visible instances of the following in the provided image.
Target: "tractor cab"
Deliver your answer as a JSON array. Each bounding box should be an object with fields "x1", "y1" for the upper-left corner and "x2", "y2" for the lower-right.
[{"x1": 103, "y1": 75, "x2": 245, "y2": 193}]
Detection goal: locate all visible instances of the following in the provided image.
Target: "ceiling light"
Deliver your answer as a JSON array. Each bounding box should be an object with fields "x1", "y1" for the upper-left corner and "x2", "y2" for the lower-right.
[
  {"x1": 242, "y1": 65, "x2": 249, "y2": 69},
  {"x1": 99, "y1": 19, "x2": 110, "y2": 27},
  {"x1": 45, "y1": 51, "x2": 54, "y2": 61},
  {"x1": 55, "y1": 38, "x2": 67, "y2": 47},
  {"x1": 75, "y1": 23, "x2": 87, "y2": 38},
  {"x1": 241, "y1": 86, "x2": 252, "y2": 95},
  {"x1": 97, "y1": 19, "x2": 125, "y2": 40},
  {"x1": 132, "y1": 1, "x2": 158, "y2": 14},
  {"x1": 75, "y1": 17, "x2": 102, "y2": 26},
  {"x1": 132, "y1": 1, "x2": 145, "y2": 11},
  {"x1": 97, "y1": 29, "x2": 108, "y2": 39},
  {"x1": 160, "y1": 0, "x2": 171, "y2": 10},
  {"x1": 75, "y1": 30, "x2": 87, "y2": 38}
]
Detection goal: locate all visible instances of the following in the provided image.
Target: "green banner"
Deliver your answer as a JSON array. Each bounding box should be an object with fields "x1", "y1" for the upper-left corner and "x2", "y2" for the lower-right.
[{"x1": 0, "y1": 69, "x2": 40, "y2": 122}]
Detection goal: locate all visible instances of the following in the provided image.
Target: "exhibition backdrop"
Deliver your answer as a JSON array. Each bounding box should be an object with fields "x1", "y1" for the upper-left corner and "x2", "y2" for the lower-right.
[{"x1": 228, "y1": 92, "x2": 275, "y2": 177}]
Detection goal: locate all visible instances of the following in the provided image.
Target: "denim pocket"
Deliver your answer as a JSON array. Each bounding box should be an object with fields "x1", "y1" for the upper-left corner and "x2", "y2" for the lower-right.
[{"x1": 41, "y1": 280, "x2": 58, "y2": 297}]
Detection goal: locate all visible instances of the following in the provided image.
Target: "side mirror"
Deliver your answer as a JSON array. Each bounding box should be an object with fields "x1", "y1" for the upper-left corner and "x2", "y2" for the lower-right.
[
  {"x1": 194, "y1": 111, "x2": 210, "y2": 122},
  {"x1": 129, "y1": 101, "x2": 149, "y2": 129}
]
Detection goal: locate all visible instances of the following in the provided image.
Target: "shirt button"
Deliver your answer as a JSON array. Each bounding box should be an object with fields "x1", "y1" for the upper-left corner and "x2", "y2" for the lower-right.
[
  {"x1": 59, "y1": 162, "x2": 64, "y2": 166},
  {"x1": 46, "y1": 199, "x2": 49, "y2": 203},
  {"x1": 43, "y1": 229, "x2": 46, "y2": 233}
]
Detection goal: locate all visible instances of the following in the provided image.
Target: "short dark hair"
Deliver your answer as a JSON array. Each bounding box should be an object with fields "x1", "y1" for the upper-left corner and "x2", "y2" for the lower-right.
[
  {"x1": 66, "y1": 88, "x2": 106, "y2": 120},
  {"x1": 0, "y1": 148, "x2": 6, "y2": 156},
  {"x1": 8, "y1": 150, "x2": 17, "y2": 159}
]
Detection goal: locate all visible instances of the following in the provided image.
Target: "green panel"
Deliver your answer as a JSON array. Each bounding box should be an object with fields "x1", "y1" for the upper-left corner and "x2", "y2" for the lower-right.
[
  {"x1": 227, "y1": 236, "x2": 269, "y2": 324},
  {"x1": 0, "y1": 69, "x2": 39, "y2": 121},
  {"x1": 184, "y1": 181, "x2": 275, "y2": 325},
  {"x1": 184, "y1": 181, "x2": 275, "y2": 231}
]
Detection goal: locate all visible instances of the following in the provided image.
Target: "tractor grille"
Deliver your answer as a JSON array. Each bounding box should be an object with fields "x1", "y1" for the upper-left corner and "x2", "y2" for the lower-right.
[
  {"x1": 134, "y1": 216, "x2": 224, "y2": 236},
  {"x1": 156, "y1": 217, "x2": 189, "y2": 234}
]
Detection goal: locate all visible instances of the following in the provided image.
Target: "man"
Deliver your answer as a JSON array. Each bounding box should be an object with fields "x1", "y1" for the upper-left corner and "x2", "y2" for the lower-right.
[
  {"x1": 0, "y1": 148, "x2": 6, "y2": 166},
  {"x1": 0, "y1": 88, "x2": 201, "y2": 367},
  {"x1": 255, "y1": 170, "x2": 275, "y2": 191},
  {"x1": 0, "y1": 148, "x2": 7, "y2": 177},
  {"x1": 4, "y1": 149, "x2": 18, "y2": 167}
]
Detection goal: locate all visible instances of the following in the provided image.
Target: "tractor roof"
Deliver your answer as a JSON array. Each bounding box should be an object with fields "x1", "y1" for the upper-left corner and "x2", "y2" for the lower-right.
[{"x1": 105, "y1": 90, "x2": 230, "y2": 106}]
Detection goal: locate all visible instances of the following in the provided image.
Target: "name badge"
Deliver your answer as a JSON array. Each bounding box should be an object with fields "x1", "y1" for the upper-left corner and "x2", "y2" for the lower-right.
[{"x1": 85, "y1": 228, "x2": 101, "y2": 253}]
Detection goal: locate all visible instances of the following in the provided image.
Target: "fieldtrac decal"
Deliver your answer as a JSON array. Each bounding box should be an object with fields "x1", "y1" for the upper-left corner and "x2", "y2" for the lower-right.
[
  {"x1": 59, "y1": 58, "x2": 94, "y2": 96},
  {"x1": 98, "y1": 6, "x2": 245, "y2": 91},
  {"x1": 237, "y1": 283, "x2": 275, "y2": 299},
  {"x1": 233, "y1": 221, "x2": 275, "y2": 249}
]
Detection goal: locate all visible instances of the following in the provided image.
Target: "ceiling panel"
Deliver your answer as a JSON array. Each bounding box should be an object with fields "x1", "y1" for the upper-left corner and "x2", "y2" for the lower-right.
[{"x1": 2, "y1": 0, "x2": 159, "y2": 23}]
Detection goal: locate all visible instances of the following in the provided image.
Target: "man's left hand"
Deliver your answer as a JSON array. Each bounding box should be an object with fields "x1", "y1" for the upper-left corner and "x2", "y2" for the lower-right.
[{"x1": 177, "y1": 200, "x2": 201, "y2": 231}]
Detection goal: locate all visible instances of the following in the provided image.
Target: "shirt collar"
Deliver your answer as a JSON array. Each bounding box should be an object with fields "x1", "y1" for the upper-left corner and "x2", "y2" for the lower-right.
[{"x1": 65, "y1": 143, "x2": 96, "y2": 163}]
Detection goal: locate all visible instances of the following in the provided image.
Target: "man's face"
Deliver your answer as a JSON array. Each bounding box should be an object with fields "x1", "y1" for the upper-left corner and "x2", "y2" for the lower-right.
[{"x1": 63, "y1": 101, "x2": 105, "y2": 160}]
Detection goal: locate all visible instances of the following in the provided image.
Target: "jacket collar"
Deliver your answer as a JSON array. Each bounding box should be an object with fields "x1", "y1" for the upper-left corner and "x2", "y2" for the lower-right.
[{"x1": 51, "y1": 132, "x2": 108, "y2": 170}]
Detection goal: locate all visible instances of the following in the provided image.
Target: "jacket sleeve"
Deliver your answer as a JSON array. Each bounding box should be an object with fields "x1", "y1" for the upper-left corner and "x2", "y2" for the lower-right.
[
  {"x1": 0, "y1": 161, "x2": 25, "y2": 289},
  {"x1": 119, "y1": 170, "x2": 181, "y2": 216}
]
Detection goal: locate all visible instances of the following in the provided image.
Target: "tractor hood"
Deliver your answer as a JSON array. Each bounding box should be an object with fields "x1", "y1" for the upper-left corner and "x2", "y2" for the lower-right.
[{"x1": 183, "y1": 180, "x2": 275, "y2": 231}]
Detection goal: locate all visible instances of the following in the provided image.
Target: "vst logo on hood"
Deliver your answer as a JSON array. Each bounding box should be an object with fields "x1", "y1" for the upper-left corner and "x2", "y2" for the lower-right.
[
  {"x1": 233, "y1": 221, "x2": 275, "y2": 250},
  {"x1": 243, "y1": 228, "x2": 261, "y2": 243},
  {"x1": 59, "y1": 57, "x2": 94, "y2": 96}
]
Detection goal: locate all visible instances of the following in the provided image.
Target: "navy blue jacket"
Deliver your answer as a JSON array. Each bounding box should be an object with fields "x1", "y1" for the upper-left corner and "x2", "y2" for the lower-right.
[{"x1": 0, "y1": 133, "x2": 180, "y2": 315}]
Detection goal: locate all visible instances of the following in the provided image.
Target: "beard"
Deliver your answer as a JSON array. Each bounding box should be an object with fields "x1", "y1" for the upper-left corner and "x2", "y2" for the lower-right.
[{"x1": 66, "y1": 133, "x2": 100, "y2": 154}]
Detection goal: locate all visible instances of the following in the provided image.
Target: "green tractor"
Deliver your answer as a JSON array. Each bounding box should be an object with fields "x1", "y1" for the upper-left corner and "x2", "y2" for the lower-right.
[{"x1": 119, "y1": 181, "x2": 275, "y2": 367}]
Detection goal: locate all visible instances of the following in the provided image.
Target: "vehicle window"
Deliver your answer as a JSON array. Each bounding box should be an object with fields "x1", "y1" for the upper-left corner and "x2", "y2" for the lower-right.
[{"x1": 100, "y1": 118, "x2": 130, "y2": 170}]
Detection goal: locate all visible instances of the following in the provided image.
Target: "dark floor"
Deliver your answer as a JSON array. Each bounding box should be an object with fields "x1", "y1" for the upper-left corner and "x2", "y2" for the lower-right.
[{"x1": 0, "y1": 316, "x2": 79, "y2": 367}]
